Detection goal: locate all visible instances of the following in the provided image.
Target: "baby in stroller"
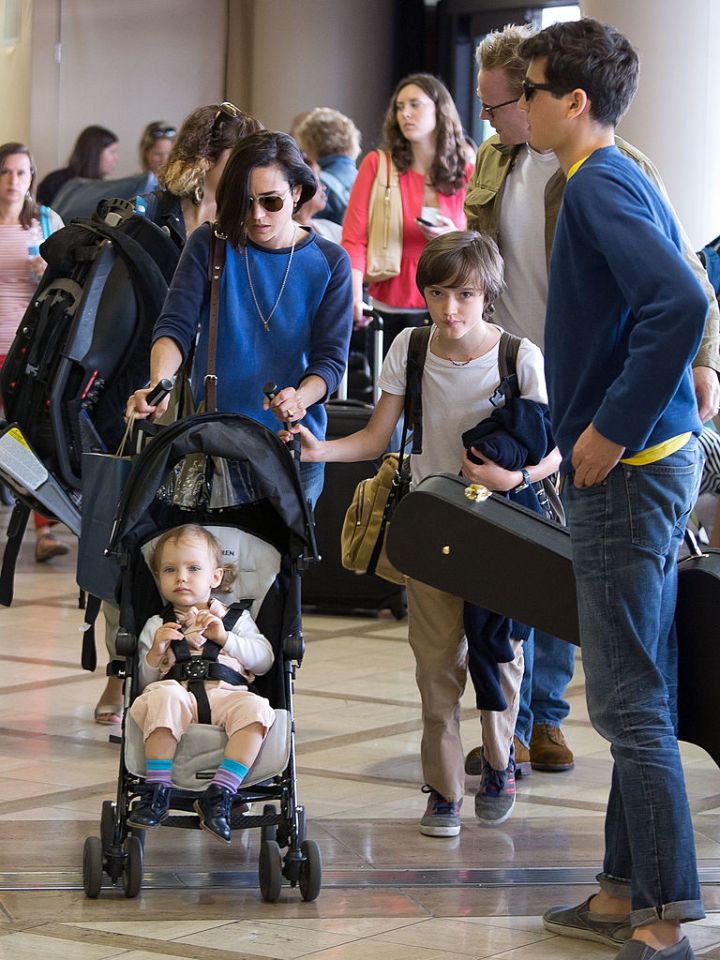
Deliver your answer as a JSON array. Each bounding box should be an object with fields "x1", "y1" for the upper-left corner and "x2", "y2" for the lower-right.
[{"x1": 127, "y1": 523, "x2": 275, "y2": 843}]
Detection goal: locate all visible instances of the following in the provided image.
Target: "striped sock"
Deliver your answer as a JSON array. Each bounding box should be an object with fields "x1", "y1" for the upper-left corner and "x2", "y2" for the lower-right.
[
  {"x1": 146, "y1": 759, "x2": 173, "y2": 786},
  {"x1": 212, "y1": 758, "x2": 249, "y2": 794}
]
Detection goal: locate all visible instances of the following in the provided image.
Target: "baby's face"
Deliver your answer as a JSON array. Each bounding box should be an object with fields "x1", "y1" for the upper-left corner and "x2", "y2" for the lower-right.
[{"x1": 156, "y1": 537, "x2": 223, "y2": 612}]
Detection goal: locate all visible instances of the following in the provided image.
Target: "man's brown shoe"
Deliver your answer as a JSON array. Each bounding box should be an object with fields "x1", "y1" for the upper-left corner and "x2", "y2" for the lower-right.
[
  {"x1": 529, "y1": 724, "x2": 574, "y2": 771},
  {"x1": 513, "y1": 737, "x2": 531, "y2": 778},
  {"x1": 466, "y1": 737, "x2": 532, "y2": 779}
]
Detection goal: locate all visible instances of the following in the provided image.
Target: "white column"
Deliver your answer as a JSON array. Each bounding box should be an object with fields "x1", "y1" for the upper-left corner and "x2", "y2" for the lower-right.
[{"x1": 581, "y1": 0, "x2": 720, "y2": 248}]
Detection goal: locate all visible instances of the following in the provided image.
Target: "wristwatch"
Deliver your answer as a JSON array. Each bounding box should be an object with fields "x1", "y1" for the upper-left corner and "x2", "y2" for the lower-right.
[{"x1": 513, "y1": 468, "x2": 531, "y2": 492}]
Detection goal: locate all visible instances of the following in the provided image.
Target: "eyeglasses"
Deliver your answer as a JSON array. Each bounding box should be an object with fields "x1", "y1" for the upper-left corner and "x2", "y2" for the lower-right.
[
  {"x1": 479, "y1": 97, "x2": 519, "y2": 120},
  {"x1": 212, "y1": 101, "x2": 242, "y2": 132},
  {"x1": 247, "y1": 189, "x2": 291, "y2": 213},
  {"x1": 521, "y1": 79, "x2": 567, "y2": 101},
  {"x1": 149, "y1": 126, "x2": 176, "y2": 139}
]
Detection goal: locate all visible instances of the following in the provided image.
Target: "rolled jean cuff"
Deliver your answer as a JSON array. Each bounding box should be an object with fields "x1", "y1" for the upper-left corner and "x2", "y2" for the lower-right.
[
  {"x1": 597, "y1": 872, "x2": 630, "y2": 898},
  {"x1": 632, "y1": 900, "x2": 705, "y2": 928}
]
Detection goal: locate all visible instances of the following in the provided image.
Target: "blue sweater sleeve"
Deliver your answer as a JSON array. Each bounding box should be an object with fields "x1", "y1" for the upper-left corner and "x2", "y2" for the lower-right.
[
  {"x1": 566, "y1": 168, "x2": 707, "y2": 449},
  {"x1": 302, "y1": 237, "x2": 353, "y2": 398},
  {"x1": 152, "y1": 224, "x2": 211, "y2": 358}
]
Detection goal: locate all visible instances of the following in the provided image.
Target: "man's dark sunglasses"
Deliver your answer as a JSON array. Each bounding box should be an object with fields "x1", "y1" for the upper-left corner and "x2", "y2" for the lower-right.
[{"x1": 522, "y1": 78, "x2": 568, "y2": 101}]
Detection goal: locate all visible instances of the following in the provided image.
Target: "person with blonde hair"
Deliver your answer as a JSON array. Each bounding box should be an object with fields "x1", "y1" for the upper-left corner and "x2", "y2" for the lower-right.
[
  {"x1": 137, "y1": 121, "x2": 176, "y2": 187},
  {"x1": 295, "y1": 108, "x2": 361, "y2": 225},
  {"x1": 135, "y1": 103, "x2": 261, "y2": 247}
]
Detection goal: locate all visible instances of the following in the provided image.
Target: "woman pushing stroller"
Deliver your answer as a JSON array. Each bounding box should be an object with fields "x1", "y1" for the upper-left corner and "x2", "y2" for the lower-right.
[
  {"x1": 127, "y1": 524, "x2": 275, "y2": 844},
  {"x1": 126, "y1": 129, "x2": 353, "y2": 509}
]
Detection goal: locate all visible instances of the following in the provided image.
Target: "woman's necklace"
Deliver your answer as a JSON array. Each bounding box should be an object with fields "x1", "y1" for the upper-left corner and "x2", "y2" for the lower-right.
[{"x1": 245, "y1": 229, "x2": 298, "y2": 332}]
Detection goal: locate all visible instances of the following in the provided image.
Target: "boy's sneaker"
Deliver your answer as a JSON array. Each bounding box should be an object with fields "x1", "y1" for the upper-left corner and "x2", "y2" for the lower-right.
[
  {"x1": 474, "y1": 747, "x2": 516, "y2": 825},
  {"x1": 419, "y1": 786, "x2": 462, "y2": 837}
]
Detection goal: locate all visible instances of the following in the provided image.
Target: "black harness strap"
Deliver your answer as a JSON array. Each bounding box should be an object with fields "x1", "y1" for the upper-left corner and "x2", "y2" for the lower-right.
[
  {"x1": 161, "y1": 601, "x2": 252, "y2": 724},
  {"x1": 491, "y1": 330, "x2": 522, "y2": 407}
]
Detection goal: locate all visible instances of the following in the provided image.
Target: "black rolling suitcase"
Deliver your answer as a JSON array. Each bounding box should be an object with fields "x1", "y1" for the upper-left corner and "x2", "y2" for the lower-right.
[
  {"x1": 387, "y1": 472, "x2": 720, "y2": 766},
  {"x1": 301, "y1": 315, "x2": 407, "y2": 619}
]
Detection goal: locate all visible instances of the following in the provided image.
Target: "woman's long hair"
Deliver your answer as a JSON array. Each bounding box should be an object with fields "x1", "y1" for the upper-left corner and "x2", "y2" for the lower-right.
[
  {"x1": 161, "y1": 104, "x2": 262, "y2": 203},
  {"x1": 216, "y1": 131, "x2": 317, "y2": 248},
  {"x1": 0, "y1": 142, "x2": 38, "y2": 229},
  {"x1": 383, "y1": 73, "x2": 467, "y2": 194},
  {"x1": 68, "y1": 125, "x2": 118, "y2": 179}
]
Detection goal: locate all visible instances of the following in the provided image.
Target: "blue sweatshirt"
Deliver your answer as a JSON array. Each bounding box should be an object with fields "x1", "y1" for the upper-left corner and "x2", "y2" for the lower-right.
[
  {"x1": 545, "y1": 146, "x2": 707, "y2": 473},
  {"x1": 153, "y1": 224, "x2": 353, "y2": 440}
]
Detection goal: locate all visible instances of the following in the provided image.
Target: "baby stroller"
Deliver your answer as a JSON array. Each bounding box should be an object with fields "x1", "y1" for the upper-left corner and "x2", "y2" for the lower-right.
[{"x1": 82, "y1": 411, "x2": 322, "y2": 902}]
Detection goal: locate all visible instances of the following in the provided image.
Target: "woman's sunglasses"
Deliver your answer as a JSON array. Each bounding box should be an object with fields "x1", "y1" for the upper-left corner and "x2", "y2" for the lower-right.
[
  {"x1": 212, "y1": 101, "x2": 242, "y2": 132},
  {"x1": 150, "y1": 126, "x2": 176, "y2": 139},
  {"x1": 247, "y1": 189, "x2": 291, "y2": 213}
]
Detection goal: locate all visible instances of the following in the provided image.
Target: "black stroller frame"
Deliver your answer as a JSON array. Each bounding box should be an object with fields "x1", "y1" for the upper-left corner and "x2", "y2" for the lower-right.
[{"x1": 82, "y1": 412, "x2": 322, "y2": 902}]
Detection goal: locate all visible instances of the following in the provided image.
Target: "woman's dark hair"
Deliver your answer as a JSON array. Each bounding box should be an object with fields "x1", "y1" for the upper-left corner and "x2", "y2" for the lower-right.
[
  {"x1": 0, "y1": 142, "x2": 38, "y2": 229},
  {"x1": 519, "y1": 18, "x2": 639, "y2": 127},
  {"x1": 161, "y1": 103, "x2": 262, "y2": 202},
  {"x1": 216, "y1": 131, "x2": 318, "y2": 248},
  {"x1": 383, "y1": 73, "x2": 467, "y2": 194},
  {"x1": 416, "y1": 231, "x2": 504, "y2": 319},
  {"x1": 68, "y1": 125, "x2": 118, "y2": 179}
]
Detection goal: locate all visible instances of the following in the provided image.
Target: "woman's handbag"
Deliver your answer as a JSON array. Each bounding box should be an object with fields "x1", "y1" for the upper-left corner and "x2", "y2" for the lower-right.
[
  {"x1": 365, "y1": 150, "x2": 403, "y2": 283},
  {"x1": 339, "y1": 326, "x2": 431, "y2": 583}
]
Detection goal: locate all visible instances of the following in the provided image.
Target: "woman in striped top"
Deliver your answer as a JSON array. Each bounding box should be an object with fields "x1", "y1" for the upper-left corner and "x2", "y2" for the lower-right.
[{"x1": 0, "y1": 142, "x2": 65, "y2": 562}]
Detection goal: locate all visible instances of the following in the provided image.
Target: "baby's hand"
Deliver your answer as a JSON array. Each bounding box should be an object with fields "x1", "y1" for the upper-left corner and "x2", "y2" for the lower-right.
[
  {"x1": 192, "y1": 609, "x2": 228, "y2": 645},
  {"x1": 148, "y1": 622, "x2": 182, "y2": 667}
]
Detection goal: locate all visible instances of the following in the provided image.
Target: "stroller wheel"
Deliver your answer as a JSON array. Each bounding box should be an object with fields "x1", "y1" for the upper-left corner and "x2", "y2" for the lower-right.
[
  {"x1": 100, "y1": 800, "x2": 115, "y2": 852},
  {"x1": 261, "y1": 803, "x2": 277, "y2": 842},
  {"x1": 299, "y1": 839, "x2": 322, "y2": 902},
  {"x1": 258, "y1": 840, "x2": 283, "y2": 902},
  {"x1": 83, "y1": 836, "x2": 103, "y2": 899},
  {"x1": 123, "y1": 834, "x2": 143, "y2": 898}
]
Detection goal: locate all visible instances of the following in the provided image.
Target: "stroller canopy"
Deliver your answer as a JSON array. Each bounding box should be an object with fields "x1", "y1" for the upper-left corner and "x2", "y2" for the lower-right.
[{"x1": 108, "y1": 413, "x2": 315, "y2": 563}]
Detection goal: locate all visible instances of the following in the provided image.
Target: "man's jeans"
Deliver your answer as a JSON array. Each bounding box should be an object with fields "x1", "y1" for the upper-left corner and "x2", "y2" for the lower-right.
[
  {"x1": 566, "y1": 438, "x2": 705, "y2": 926},
  {"x1": 515, "y1": 628, "x2": 575, "y2": 746}
]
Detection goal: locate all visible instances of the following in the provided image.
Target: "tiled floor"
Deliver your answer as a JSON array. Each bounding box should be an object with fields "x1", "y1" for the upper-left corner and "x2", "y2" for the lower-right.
[{"x1": 1, "y1": 518, "x2": 720, "y2": 959}]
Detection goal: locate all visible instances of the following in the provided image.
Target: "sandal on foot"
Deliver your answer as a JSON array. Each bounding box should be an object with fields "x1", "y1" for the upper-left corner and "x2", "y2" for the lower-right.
[{"x1": 94, "y1": 702, "x2": 122, "y2": 725}]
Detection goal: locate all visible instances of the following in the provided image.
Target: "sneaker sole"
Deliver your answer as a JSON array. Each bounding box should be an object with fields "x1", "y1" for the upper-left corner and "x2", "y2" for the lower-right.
[
  {"x1": 474, "y1": 795, "x2": 516, "y2": 826},
  {"x1": 419, "y1": 824, "x2": 461, "y2": 837},
  {"x1": 542, "y1": 916, "x2": 626, "y2": 948}
]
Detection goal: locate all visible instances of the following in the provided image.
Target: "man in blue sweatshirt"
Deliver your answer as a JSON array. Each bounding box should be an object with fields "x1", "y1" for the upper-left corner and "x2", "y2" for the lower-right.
[{"x1": 518, "y1": 19, "x2": 707, "y2": 960}]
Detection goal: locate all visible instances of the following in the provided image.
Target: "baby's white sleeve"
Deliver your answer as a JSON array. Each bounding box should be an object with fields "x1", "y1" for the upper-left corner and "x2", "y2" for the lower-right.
[
  {"x1": 137, "y1": 616, "x2": 163, "y2": 689},
  {"x1": 223, "y1": 611, "x2": 275, "y2": 676}
]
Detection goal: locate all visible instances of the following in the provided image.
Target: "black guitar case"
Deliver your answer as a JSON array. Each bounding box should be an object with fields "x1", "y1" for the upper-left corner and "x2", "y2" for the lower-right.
[{"x1": 387, "y1": 472, "x2": 720, "y2": 765}]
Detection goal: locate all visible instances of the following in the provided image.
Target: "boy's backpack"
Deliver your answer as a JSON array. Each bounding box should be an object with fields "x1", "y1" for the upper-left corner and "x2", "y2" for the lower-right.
[{"x1": 0, "y1": 199, "x2": 181, "y2": 603}]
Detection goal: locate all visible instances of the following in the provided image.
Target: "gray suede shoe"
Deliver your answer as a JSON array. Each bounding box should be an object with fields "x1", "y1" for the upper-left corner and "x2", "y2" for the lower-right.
[
  {"x1": 613, "y1": 937, "x2": 694, "y2": 959},
  {"x1": 543, "y1": 896, "x2": 632, "y2": 947}
]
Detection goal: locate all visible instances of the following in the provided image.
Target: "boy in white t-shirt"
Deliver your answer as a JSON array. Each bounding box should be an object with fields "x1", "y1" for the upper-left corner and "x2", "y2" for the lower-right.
[{"x1": 289, "y1": 231, "x2": 560, "y2": 836}]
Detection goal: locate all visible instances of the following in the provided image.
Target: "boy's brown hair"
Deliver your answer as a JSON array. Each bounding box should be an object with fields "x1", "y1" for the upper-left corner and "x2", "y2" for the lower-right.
[
  {"x1": 416, "y1": 230, "x2": 504, "y2": 318},
  {"x1": 150, "y1": 524, "x2": 236, "y2": 593}
]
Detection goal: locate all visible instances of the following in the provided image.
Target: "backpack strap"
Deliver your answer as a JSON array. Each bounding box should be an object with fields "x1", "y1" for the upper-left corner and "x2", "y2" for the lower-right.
[
  {"x1": 491, "y1": 330, "x2": 523, "y2": 406},
  {"x1": 403, "y1": 325, "x2": 433, "y2": 456},
  {"x1": 38, "y1": 205, "x2": 53, "y2": 241}
]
